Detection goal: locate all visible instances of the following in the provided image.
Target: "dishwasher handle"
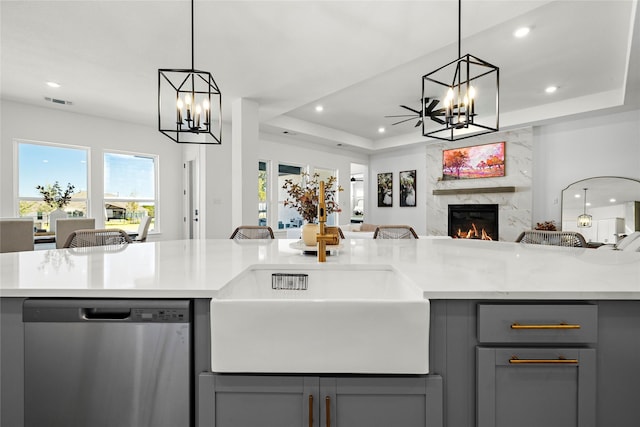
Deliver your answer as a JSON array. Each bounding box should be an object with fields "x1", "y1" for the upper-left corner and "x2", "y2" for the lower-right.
[{"x1": 83, "y1": 307, "x2": 131, "y2": 320}]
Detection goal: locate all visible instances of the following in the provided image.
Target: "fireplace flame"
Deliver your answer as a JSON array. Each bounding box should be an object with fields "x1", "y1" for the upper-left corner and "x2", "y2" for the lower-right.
[{"x1": 454, "y1": 223, "x2": 493, "y2": 240}]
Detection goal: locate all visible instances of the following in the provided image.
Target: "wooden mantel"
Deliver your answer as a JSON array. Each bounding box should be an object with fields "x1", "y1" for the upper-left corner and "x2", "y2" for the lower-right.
[{"x1": 432, "y1": 186, "x2": 516, "y2": 196}]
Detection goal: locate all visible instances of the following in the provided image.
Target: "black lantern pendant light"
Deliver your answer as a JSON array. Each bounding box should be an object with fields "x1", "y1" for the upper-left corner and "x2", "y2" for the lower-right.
[
  {"x1": 158, "y1": 0, "x2": 222, "y2": 144},
  {"x1": 577, "y1": 188, "x2": 593, "y2": 228},
  {"x1": 421, "y1": 0, "x2": 499, "y2": 141}
]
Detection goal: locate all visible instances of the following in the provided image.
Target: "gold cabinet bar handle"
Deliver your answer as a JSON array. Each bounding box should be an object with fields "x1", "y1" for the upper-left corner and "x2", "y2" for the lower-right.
[
  {"x1": 325, "y1": 396, "x2": 331, "y2": 427},
  {"x1": 308, "y1": 395, "x2": 314, "y2": 427},
  {"x1": 511, "y1": 322, "x2": 581, "y2": 329},
  {"x1": 510, "y1": 356, "x2": 579, "y2": 364}
]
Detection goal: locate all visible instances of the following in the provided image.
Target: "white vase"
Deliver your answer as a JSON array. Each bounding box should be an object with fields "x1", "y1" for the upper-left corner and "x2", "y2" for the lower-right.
[
  {"x1": 48, "y1": 208, "x2": 67, "y2": 232},
  {"x1": 301, "y1": 223, "x2": 319, "y2": 246}
]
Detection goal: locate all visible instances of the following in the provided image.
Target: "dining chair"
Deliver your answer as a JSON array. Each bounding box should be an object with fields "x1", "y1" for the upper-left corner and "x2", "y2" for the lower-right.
[
  {"x1": 63, "y1": 229, "x2": 132, "y2": 248},
  {"x1": 515, "y1": 230, "x2": 588, "y2": 247},
  {"x1": 373, "y1": 225, "x2": 419, "y2": 239},
  {"x1": 55, "y1": 218, "x2": 95, "y2": 249},
  {"x1": 0, "y1": 218, "x2": 34, "y2": 253},
  {"x1": 133, "y1": 216, "x2": 152, "y2": 242},
  {"x1": 230, "y1": 226, "x2": 275, "y2": 239}
]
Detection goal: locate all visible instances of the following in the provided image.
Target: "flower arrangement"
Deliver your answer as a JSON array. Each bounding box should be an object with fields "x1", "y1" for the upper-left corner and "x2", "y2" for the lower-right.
[
  {"x1": 36, "y1": 181, "x2": 75, "y2": 209},
  {"x1": 282, "y1": 172, "x2": 343, "y2": 223}
]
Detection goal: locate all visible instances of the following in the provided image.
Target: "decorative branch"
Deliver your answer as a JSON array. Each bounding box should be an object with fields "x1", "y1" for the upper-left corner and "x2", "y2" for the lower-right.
[
  {"x1": 36, "y1": 181, "x2": 75, "y2": 209},
  {"x1": 282, "y1": 172, "x2": 343, "y2": 223}
]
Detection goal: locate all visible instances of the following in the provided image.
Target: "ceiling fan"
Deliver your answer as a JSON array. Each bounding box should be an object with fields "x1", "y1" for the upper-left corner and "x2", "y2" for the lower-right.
[{"x1": 385, "y1": 98, "x2": 446, "y2": 127}]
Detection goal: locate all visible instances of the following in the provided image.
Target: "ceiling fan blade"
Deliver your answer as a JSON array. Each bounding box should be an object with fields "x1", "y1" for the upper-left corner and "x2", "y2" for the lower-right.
[
  {"x1": 430, "y1": 117, "x2": 446, "y2": 125},
  {"x1": 414, "y1": 120, "x2": 423, "y2": 127},
  {"x1": 392, "y1": 117, "x2": 419, "y2": 126},
  {"x1": 425, "y1": 99, "x2": 439, "y2": 114},
  {"x1": 431, "y1": 108, "x2": 446, "y2": 115},
  {"x1": 400, "y1": 105, "x2": 421, "y2": 115}
]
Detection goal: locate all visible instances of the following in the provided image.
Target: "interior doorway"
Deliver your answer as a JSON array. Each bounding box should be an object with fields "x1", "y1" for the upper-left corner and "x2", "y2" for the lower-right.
[
  {"x1": 350, "y1": 163, "x2": 367, "y2": 224},
  {"x1": 184, "y1": 159, "x2": 200, "y2": 239}
]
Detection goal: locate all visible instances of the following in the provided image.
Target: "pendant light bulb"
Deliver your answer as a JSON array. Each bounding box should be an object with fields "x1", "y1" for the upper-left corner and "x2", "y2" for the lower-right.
[{"x1": 468, "y1": 86, "x2": 476, "y2": 100}]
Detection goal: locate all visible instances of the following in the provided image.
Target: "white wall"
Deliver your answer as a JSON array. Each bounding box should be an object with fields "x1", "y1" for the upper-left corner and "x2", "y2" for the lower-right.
[
  {"x1": 0, "y1": 100, "x2": 185, "y2": 241},
  {"x1": 369, "y1": 145, "x2": 428, "y2": 234},
  {"x1": 256, "y1": 135, "x2": 369, "y2": 234},
  {"x1": 203, "y1": 122, "x2": 233, "y2": 238},
  {"x1": 533, "y1": 109, "x2": 640, "y2": 225}
]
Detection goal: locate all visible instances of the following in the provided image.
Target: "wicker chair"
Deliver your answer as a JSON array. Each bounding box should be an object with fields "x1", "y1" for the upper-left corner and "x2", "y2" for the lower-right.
[
  {"x1": 63, "y1": 229, "x2": 132, "y2": 248},
  {"x1": 373, "y1": 225, "x2": 419, "y2": 239},
  {"x1": 55, "y1": 218, "x2": 95, "y2": 249},
  {"x1": 230, "y1": 226, "x2": 275, "y2": 240},
  {"x1": 515, "y1": 230, "x2": 588, "y2": 247}
]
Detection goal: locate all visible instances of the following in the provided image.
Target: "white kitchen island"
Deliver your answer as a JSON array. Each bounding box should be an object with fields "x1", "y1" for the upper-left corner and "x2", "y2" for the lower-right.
[
  {"x1": 2, "y1": 238, "x2": 640, "y2": 427},
  {"x1": 1, "y1": 238, "x2": 639, "y2": 299}
]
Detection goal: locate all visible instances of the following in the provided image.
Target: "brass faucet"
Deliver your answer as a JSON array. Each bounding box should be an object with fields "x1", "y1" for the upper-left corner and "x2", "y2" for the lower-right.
[{"x1": 316, "y1": 181, "x2": 338, "y2": 262}]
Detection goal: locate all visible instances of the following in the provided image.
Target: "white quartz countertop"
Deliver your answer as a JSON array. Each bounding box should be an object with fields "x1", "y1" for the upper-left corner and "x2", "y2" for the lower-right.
[{"x1": 1, "y1": 238, "x2": 639, "y2": 299}]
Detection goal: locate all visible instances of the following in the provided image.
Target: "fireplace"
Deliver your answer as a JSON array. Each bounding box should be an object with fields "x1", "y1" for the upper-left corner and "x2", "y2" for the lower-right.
[{"x1": 448, "y1": 204, "x2": 499, "y2": 240}]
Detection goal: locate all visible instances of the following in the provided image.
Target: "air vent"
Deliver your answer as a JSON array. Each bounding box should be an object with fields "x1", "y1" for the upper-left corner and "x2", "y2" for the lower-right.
[{"x1": 44, "y1": 97, "x2": 73, "y2": 106}]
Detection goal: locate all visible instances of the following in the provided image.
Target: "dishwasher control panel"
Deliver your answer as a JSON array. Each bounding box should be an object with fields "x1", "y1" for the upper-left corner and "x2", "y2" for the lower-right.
[{"x1": 132, "y1": 308, "x2": 190, "y2": 322}]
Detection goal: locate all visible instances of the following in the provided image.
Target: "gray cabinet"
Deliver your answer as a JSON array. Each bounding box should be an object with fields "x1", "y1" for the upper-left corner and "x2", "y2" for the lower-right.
[
  {"x1": 198, "y1": 374, "x2": 443, "y2": 427},
  {"x1": 477, "y1": 347, "x2": 596, "y2": 427},
  {"x1": 476, "y1": 304, "x2": 597, "y2": 427}
]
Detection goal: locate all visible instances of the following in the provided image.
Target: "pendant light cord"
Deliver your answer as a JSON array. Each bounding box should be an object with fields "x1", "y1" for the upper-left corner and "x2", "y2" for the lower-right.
[
  {"x1": 458, "y1": 0, "x2": 461, "y2": 59},
  {"x1": 191, "y1": 0, "x2": 195, "y2": 70}
]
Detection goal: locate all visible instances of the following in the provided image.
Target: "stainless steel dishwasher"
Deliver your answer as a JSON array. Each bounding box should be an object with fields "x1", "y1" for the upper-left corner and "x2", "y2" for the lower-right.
[{"x1": 23, "y1": 299, "x2": 191, "y2": 427}]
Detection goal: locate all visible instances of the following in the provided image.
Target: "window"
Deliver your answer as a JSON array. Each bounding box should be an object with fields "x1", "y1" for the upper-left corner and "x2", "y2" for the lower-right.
[
  {"x1": 104, "y1": 152, "x2": 157, "y2": 233},
  {"x1": 17, "y1": 141, "x2": 88, "y2": 232},
  {"x1": 277, "y1": 163, "x2": 304, "y2": 230},
  {"x1": 258, "y1": 161, "x2": 269, "y2": 226},
  {"x1": 313, "y1": 167, "x2": 339, "y2": 225}
]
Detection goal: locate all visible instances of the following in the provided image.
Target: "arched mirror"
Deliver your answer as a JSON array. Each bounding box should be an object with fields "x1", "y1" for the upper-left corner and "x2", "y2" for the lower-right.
[{"x1": 562, "y1": 176, "x2": 640, "y2": 244}]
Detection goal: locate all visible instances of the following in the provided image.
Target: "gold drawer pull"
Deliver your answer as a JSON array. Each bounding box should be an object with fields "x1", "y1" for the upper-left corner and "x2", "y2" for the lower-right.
[
  {"x1": 511, "y1": 322, "x2": 581, "y2": 330},
  {"x1": 309, "y1": 395, "x2": 314, "y2": 427},
  {"x1": 325, "y1": 396, "x2": 331, "y2": 427},
  {"x1": 510, "y1": 356, "x2": 579, "y2": 364}
]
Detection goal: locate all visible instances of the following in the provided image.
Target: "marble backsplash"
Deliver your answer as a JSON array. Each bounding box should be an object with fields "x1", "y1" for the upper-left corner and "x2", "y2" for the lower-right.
[{"x1": 426, "y1": 127, "x2": 533, "y2": 242}]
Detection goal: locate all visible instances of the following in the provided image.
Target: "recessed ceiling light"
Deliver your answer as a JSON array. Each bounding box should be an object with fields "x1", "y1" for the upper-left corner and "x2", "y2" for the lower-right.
[
  {"x1": 574, "y1": 194, "x2": 581, "y2": 198},
  {"x1": 545, "y1": 86, "x2": 558, "y2": 94},
  {"x1": 609, "y1": 198, "x2": 617, "y2": 203},
  {"x1": 586, "y1": 202, "x2": 591, "y2": 207},
  {"x1": 46, "y1": 81, "x2": 61, "y2": 88},
  {"x1": 514, "y1": 27, "x2": 530, "y2": 38},
  {"x1": 315, "y1": 105, "x2": 323, "y2": 112},
  {"x1": 378, "y1": 127, "x2": 385, "y2": 133}
]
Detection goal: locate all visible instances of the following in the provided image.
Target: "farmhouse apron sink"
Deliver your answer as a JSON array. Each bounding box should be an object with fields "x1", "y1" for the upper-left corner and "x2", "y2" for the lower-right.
[{"x1": 211, "y1": 264, "x2": 430, "y2": 374}]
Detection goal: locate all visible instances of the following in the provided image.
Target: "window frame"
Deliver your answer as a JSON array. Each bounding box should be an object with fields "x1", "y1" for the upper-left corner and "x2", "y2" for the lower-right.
[
  {"x1": 258, "y1": 160, "x2": 269, "y2": 226},
  {"x1": 103, "y1": 149, "x2": 159, "y2": 233},
  {"x1": 14, "y1": 139, "x2": 90, "y2": 223}
]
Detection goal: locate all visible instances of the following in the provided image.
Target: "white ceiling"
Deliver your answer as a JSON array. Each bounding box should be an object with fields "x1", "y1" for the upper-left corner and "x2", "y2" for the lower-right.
[{"x1": 1, "y1": 0, "x2": 639, "y2": 153}]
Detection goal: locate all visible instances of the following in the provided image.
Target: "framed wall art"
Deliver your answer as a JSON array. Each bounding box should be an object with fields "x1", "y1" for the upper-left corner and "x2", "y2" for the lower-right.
[
  {"x1": 399, "y1": 170, "x2": 416, "y2": 207},
  {"x1": 442, "y1": 141, "x2": 505, "y2": 180},
  {"x1": 377, "y1": 172, "x2": 393, "y2": 207}
]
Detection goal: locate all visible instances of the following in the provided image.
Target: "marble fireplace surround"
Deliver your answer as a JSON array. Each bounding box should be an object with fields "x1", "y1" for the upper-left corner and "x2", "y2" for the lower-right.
[{"x1": 426, "y1": 127, "x2": 533, "y2": 242}]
